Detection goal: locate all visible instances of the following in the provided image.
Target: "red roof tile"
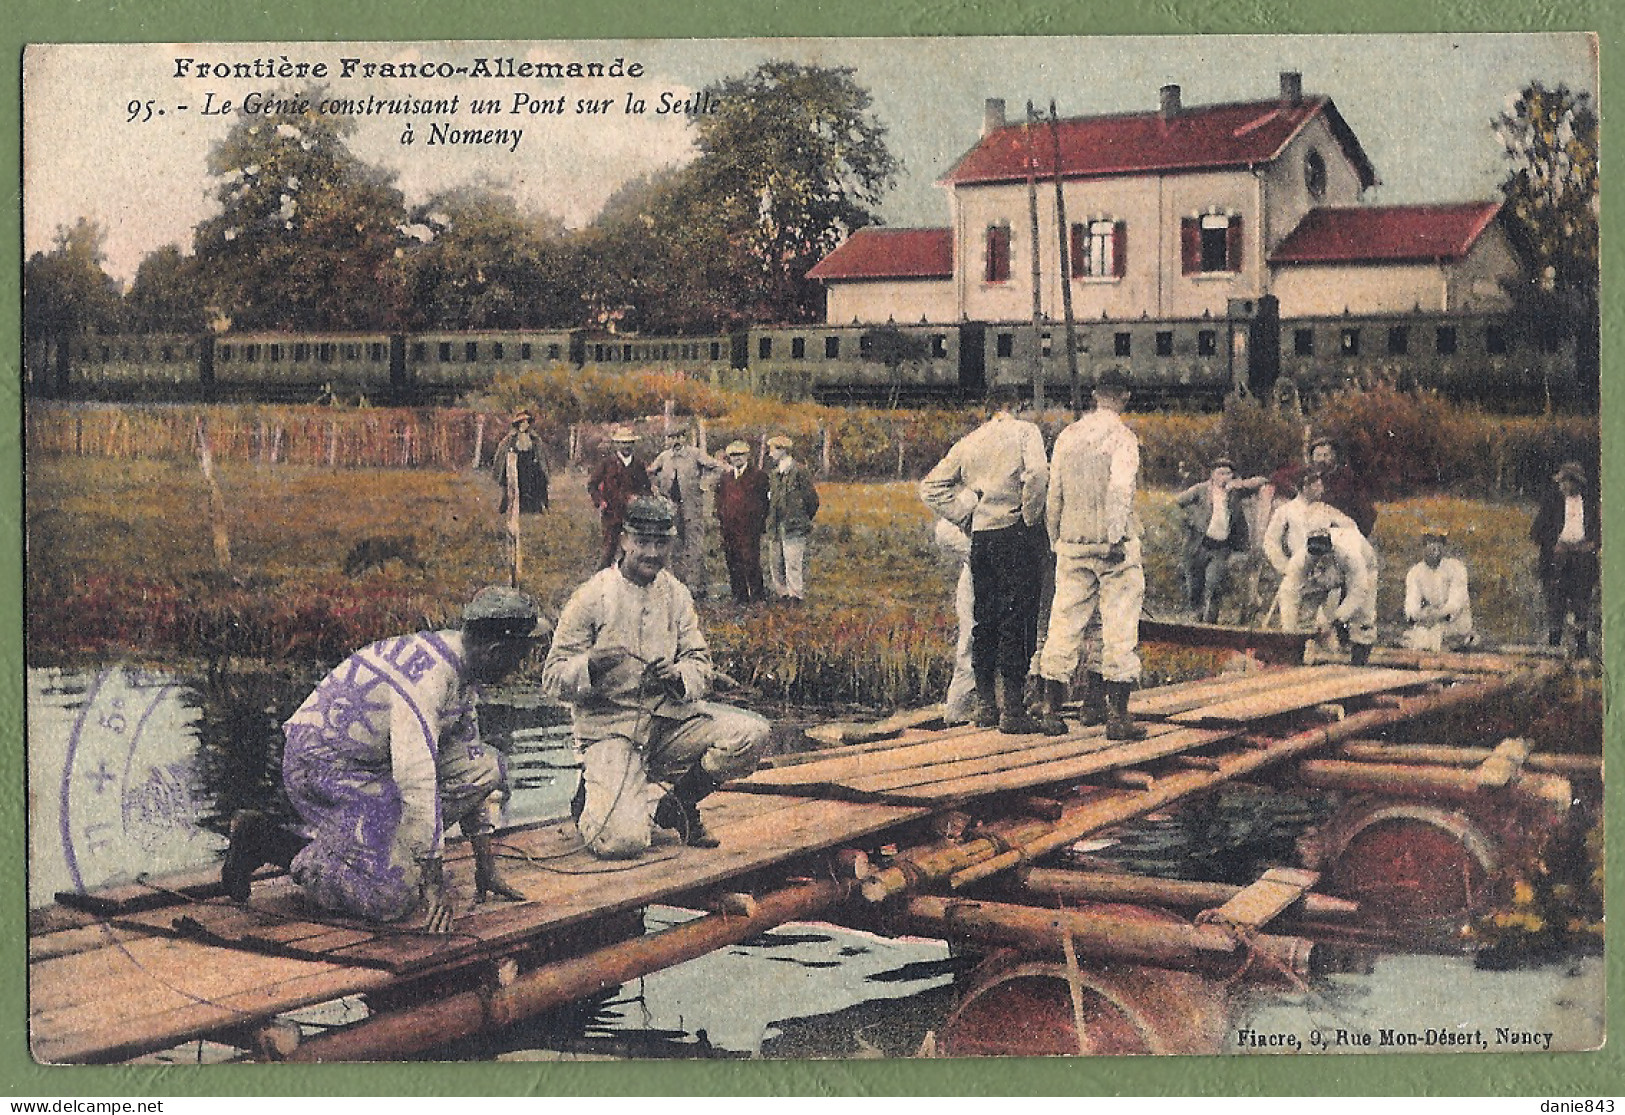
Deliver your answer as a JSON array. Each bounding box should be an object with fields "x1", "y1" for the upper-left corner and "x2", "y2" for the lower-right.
[
  {"x1": 1269, "y1": 202, "x2": 1504, "y2": 264},
  {"x1": 942, "y1": 96, "x2": 1377, "y2": 189},
  {"x1": 806, "y1": 227, "x2": 954, "y2": 281}
]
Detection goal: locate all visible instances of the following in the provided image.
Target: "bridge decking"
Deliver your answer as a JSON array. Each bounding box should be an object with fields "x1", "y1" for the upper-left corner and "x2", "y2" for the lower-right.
[{"x1": 29, "y1": 656, "x2": 1540, "y2": 1064}]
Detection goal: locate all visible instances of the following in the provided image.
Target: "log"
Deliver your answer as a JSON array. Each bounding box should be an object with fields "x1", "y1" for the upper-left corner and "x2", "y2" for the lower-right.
[
  {"x1": 286, "y1": 878, "x2": 846, "y2": 1062},
  {"x1": 1295, "y1": 760, "x2": 1572, "y2": 814},
  {"x1": 897, "y1": 896, "x2": 1314, "y2": 979},
  {"x1": 1138, "y1": 617, "x2": 1313, "y2": 664},
  {"x1": 1367, "y1": 646, "x2": 1556, "y2": 674},
  {"x1": 1015, "y1": 867, "x2": 1359, "y2": 920},
  {"x1": 1335, "y1": 740, "x2": 1601, "y2": 780}
]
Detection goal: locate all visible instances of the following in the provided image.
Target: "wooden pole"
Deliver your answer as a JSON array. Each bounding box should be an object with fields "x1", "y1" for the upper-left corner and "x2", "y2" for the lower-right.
[
  {"x1": 1335, "y1": 740, "x2": 1602, "y2": 780},
  {"x1": 1049, "y1": 100, "x2": 1082, "y2": 418},
  {"x1": 471, "y1": 412, "x2": 487, "y2": 470},
  {"x1": 194, "y1": 417, "x2": 232, "y2": 570},
  {"x1": 1014, "y1": 867, "x2": 1360, "y2": 919},
  {"x1": 287, "y1": 878, "x2": 846, "y2": 1062},
  {"x1": 1024, "y1": 102, "x2": 1046, "y2": 410},
  {"x1": 1294, "y1": 759, "x2": 1572, "y2": 813},
  {"x1": 505, "y1": 450, "x2": 522, "y2": 588}
]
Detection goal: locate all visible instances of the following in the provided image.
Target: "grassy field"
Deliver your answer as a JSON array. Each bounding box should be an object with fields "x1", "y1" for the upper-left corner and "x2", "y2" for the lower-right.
[{"x1": 27, "y1": 452, "x2": 1562, "y2": 710}]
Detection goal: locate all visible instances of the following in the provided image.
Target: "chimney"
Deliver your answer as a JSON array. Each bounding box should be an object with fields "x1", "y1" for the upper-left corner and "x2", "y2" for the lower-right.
[
  {"x1": 1280, "y1": 71, "x2": 1303, "y2": 106},
  {"x1": 983, "y1": 98, "x2": 1006, "y2": 135},
  {"x1": 1159, "y1": 84, "x2": 1181, "y2": 121}
]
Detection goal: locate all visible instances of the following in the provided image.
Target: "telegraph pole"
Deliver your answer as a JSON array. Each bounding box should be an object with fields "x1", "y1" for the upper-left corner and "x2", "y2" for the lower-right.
[
  {"x1": 1025, "y1": 102, "x2": 1046, "y2": 410},
  {"x1": 1049, "y1": 100, "x2": 1082, "y2": 417}
]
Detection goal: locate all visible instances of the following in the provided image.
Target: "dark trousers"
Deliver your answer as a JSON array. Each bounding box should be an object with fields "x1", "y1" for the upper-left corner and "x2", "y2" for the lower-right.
[
  {"x1": 600, "y1": 517, "x2": 624, "y2": 568},
  {"x1": 724, "y1": 533, "x2": 767, "y2": 603},
  {"x1": 970, "y1": 523, "x2": 1046, "y2": 700},
  {"x1": 1184, "y1": 538, "x2": 1235, "y2": 622},
  {"x1": 1542, "y1": 547, "x2": 1598, "y2": 628}
]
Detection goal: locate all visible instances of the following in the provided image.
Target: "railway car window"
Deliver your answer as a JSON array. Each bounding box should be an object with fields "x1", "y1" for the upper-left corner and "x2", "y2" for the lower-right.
[
  {"x1": 985, "y1": 224, "x2": 1011, "y2": 283},
  {"x1": 1340, "y1": 329, "x2": 1360, "y2": 357},
  {"x1": 1435, "y1": 327, "x2": 1458, "y2": 355},
  {"x1": 291, "y1": 343, "x2": 306, "y2": 362},
  {"x1": 623, "y1": 344, "x2": 634, "y2": 361},
  {"x1": 1040, "y1": 332, "x2": 1053, "y2": 357},
  {"x1": 265, "y1": 344, "x2": 280, "y2": 363},
  {"x1": 859, "y1": 335, "x2": 873, "y2": 356},
  {"x1": 120, "y1": 345, "x2": 133, "y2": 361},
  {"x1": 370, "y1": 343, "x2": 386, "y2": 362},
  {"x1": 549, "y1": 344, "x2": 562, "y2": 360},
  {"x1": 342, "y1": 343, "x2": 360, "y2": 361},
  {"x1": 932, "y1": 334, "x2": 948, "y2": 358},
  {"x1": 710, "y1": 342, "x2": 722, "y2": 361},
  {"x1": 138, "y1": 347, "x2": 151, "y2": 361},
  {"x1": 1155, "y1": 331, "x2": 1173, "y2": 357},
  {"x1": 791, "y1": 337, "x2": 806, "y2": 359},
  {"x1": 1114, "y1": 332, "x2": 1132, "y2": 357},
  {"x1": 1197, "y1": 330, "x2": 1217, "y2": 357},
  {"x1": 161, "y1": 346, "x2": 174, "y2": 362},
  {"x1": 1293, "y1": 329, "x2": 1314, "y2": 356},
  {"x1": 520, "y1": 343, "x2": 532, "y2": 361},
  {"x1": 996, "y1": 333, "x2": 1014, "y2": 358},
  {"x1": 411, "y1": 342, "x2": 427, "y2": 362},
  {"x1": 1486, "y1": 325, "x2": 1510, "y2": 355},
  {"x1": 491, "y1": 342, "x2": 504, "y2": 361},
  {"x1": 759, "y1": 337, "x2": 773, "y2": 359},
  {"x1": 439, "y1": 342, "x2": 453, "y2": 363},
  {"x1": 244, "y1": 345, "x2": 258, "y2": 363},
  {"x1": 218, "y1": 345, "x2": 232, "y2": 363},
  {"x1": 1387, "y1": 326, "x2": 1409, "y2": 356},
  {"x1": 593, "y1": 344, "x2": 605, "y2": 362},
  {"x1": 825, "y1": 336, "x2": 840, "y2": 358},
  {"x1": 318, "y1": 343, "x2": 334, "y2": 363},
  {"x1": 466, "y1": 342, "x2": 479, "y2": 362},
  {"x1": 99, "y1": 346, "x2": 110, "y2": 362}
]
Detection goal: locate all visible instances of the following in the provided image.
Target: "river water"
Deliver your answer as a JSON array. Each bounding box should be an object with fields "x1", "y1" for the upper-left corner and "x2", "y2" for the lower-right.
[{"x1": 27, "y1": 665, "x2": 1604, "y2": 1061}]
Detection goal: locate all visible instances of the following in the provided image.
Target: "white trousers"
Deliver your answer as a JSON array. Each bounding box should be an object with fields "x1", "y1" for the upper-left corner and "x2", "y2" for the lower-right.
[
  {"x1": 1040, "y1": 542, "x2": 1145, "y2": 685},
  {"x1": 769, "y1": 529, "x2": 809, "y2": 600}
]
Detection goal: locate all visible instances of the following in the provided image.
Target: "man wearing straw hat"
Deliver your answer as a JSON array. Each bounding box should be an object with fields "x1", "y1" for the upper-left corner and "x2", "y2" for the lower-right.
[
  {"x1": 1532, "y1": 460, "x2": 1600, "y2": 655},
  {"x1": 715, "y1": 440, "x2": 771, "y2": 605},
  {"x1": 588, "y1": 425, "x2": 652, "y2": 568},
  {"x1": 221, "y1": 587, "x2": 546, "y2": 931},
  {"x1": 649, "y1": 423, "x2": 723, "y2": 597},
  {"x1": 544, "y1": 496, "x2": 768, "y2": 858},
  {"x1": 1402, "y1": 528, "x2": 1476, "y2": 652}
]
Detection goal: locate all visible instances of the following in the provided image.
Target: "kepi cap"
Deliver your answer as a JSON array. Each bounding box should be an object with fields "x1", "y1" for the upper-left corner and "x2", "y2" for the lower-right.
[
  {"x1": 623, "y1": 495, "x2": 679, "y2": 538},
  {"x1": 1554, "y1": 461, "x2": 1587, "y2": 486},
  {"x1": 1094, "y1": 369, "x2": 1132, "y2": 393},
  {"x1": 463, "y1": 586, "x2": 544, "y2": 640}
]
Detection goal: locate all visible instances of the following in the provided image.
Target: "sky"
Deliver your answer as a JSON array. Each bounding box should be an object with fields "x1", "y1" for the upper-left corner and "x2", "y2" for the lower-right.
[{"x1": 22, "y1": 34, "x2": 1598, "y2": 285}]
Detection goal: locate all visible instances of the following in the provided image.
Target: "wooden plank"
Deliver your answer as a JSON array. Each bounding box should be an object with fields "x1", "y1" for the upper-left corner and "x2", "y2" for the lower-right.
[
  {"x1": 1200, "y1": 867, "x2": 1319, "y2": 930},
  {"x1": 29, "y1": 923, "x2": 153, "y2": 964},
  {"x1": 55, "y1": 864, "x2": 282, "y2": 916},
  {"x1": 742, "y1": 725, "x2": 1060, "y2": 788},
  {"x1": 1170, "y1": 669, "x2": 1453, "y2": 725},
  {"x1": 1129, "y1": 665, "x2": 1357, "y2": 718}
]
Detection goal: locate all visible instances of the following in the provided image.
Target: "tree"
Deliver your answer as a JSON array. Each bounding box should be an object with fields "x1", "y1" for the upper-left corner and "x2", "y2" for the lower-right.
[
  {"x1": 1494, "y1": 82, "x2": 1599, "y2": 406},
  {"x1": 401, "y1": 186, "x2": 575, "y2": 330},
  {"x1": 861, "y1": 324, "x2": 932, "y2": 408},
  {"x1": 124, "y1": 244, "x2": 207, "y2": 334},
  {"x1": 22, "y1": 217, "x2": 122, "y2": 394},
  {"x1": 192, "y1": 90, "x2": 410, "y2": 331},
  {"x1": 688, "y1": 62, "x2": 900, "y2": 324}
]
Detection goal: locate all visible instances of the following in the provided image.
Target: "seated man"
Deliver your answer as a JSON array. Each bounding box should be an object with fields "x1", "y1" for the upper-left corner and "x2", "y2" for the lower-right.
[
  {"x1": 1174, "y1": 456, "x2": 1266, "y2": 623},
  {"x1": 543, "y1": 496, "x2": 768, "y2": 859},
  {"x1": 1279, "y1": 525, "x2": 1378, "y2": 666},
  {"x1": 221, "y1": 586, "x2": 544, "y2": 931},
  {"x1": 1402, "y1": 529, "x2": 1476, "y2": 652}
]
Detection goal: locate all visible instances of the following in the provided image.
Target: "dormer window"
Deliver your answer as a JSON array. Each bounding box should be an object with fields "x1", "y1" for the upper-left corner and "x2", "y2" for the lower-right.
[
  {"x1": 1181, "y1": 211, "x2": 1242, "y2": 275},
  {"x1": 1304, "y1": 148, "x2": 1327, "y2": 200},
  {"x1": 1071, "y1": 218, "x2": 1126, "y2": 279}
]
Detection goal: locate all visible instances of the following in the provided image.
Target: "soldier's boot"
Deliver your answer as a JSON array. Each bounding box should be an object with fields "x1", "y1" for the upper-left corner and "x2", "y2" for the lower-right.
[
  {"x1": 221, "y1": 810, "x2": 305, "y2": 903},
  {"x1": 653, "y1": 763, "x2": 722, "y2": 848},
  {"x1": 973, "y1": 672, "x2": 1000, "y2": 729},
  {"x1": 997, "y1": 669, "x2": 1045, "y2": 735},
  {"x1": 1033, "y1": 678, "x2": 1070, "y2": 737},
  {"x1": 1078, "y1": 672, "x2": 1108, "y2": 728},
  {"x1": 1349, "y1": 642, "x2": 1372, "y2": 667},
  {"x1": 1105, "y1": 681, "x2": 1148, "y2": 742}
]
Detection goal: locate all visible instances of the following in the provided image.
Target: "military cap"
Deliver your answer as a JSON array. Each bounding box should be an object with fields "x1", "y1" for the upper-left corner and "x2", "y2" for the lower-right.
[
  {"x1": 624, "y1": 495, "x2": 679, "y2": 537},
  {"x1": 1554, "y1": 461, "x2": 1587, "y2": 486},
  {"x1": 463, "y1": 586, "x2": 543, "y2": 639},
  {"x1": 1094, "y1": 369, "x2": 1133, "y2": 393}
]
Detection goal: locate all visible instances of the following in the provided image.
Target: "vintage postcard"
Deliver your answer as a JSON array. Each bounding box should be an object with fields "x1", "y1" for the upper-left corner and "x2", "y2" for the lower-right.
[{"x1": 22, "y1": 35, "x2": 1604, "y2": 1067}]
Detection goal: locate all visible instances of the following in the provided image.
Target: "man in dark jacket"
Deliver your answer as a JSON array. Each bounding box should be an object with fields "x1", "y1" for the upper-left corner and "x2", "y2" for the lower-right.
[
  {"x1": 765, "y1": 434, "x2": 820, "y2": 603},
  {"x1": 588, "y1": 426, "x2": 652, "y2": 568},
  {"x1": 1174, "y1": 456, "x2": 1266, "y2": 623},
  {"x1": 715, "y1": 440, "x2": 770, "y2": 604},
  {"x1": 1310, "y1": 438, "x2": 1377, "y2": 537},
  {"x1": 1531, "y1": 460, "x2": 1600, "y2": 654}
]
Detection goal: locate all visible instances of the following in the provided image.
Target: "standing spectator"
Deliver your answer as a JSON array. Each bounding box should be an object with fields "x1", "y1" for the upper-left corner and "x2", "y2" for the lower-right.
[
  {"x1": 649, "y1": 424, "x2": 723, "y2": 597},
  {"x1": 1034, "y1": 371, "x2": 1146, "y2": 740},
  {"x1": 1402, "y1": 529, "x2": 1476, "y2": 652},
  {"x1": 1174, "y1": 456, "x2": 1267, "y2": 624},
  {"x1": 1280, "y1": 525, "x2": 1378, "y2": 665},
  {"x1": 1531, "y1": 460, "x2": 1600, "y2": 654},
  {"x1": 491, "y1": 410, "x2": 550, "y2": 513},
  {"x1": 1309, "y1": 437, "x2": 1377, "y2": 537},
  {"x1": 920, "y1": 383, "x2": 1050, "y2": 734},
  {"x1": 765, "y1": 434, "x2": 820, "y2": 604},
  {"x1": 588, "y1": 426, "x2": 652, "y2": 569},
  {"x1": 715, "y1": 440, "x2": 771, "y2": 605}
]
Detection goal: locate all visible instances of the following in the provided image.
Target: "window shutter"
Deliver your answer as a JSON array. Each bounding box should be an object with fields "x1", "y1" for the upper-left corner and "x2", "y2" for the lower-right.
[
  {"x1": 1114, "y1": 221, "x2": 1128, "y2": 277},
  {"x1": 1070, "y1": 223, "x2": 1085, "y2": 278},
  {"x1": 1180, "y1": 217, "x2": 1199, "y2": 275},
  {"x1": 1226, "y1": 215, "x2": 1243, "y2": 271}
]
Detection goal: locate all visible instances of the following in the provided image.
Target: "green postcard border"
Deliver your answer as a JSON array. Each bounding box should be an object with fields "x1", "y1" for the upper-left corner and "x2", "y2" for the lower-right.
[{"x1": 4, "y1": 0, "x2": 1619, "y2": 1097}]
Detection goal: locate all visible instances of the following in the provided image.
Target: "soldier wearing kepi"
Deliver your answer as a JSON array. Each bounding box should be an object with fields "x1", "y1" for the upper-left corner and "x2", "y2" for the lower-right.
[
  {"x1": 1281, "y1": 525, "x2": 1378, "y2": 665},
  {"x1": 1034, "y1": 370, "x2": 1146, "y2": 740},
  {"x1": 920, "y1": 382, "x2": 1050, "y2": 734},
  {"x1": 221, "y1": 587, "x2": 545, "y2": 931},
  {"x1": 543, "y1": 496, "x2": 768, "y2": 858},
  {"x1": 648, "y1": 423, "x2": 723, "y2": 597}
]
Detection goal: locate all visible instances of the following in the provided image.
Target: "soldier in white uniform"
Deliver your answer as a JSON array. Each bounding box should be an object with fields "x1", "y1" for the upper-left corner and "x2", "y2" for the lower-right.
[
  {"x1": 648, "y1": 424, "x2": 723, "y2": 597},
  {"x1": 543, "y1": 497, "x2": 768, "y2": 859},
  {"x1": 1402, "y1": 529, "x2": 1476, "y2": 651},
  {"x1": 1034, "y1": 370, "x2": 1146, "y2": 740}
]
